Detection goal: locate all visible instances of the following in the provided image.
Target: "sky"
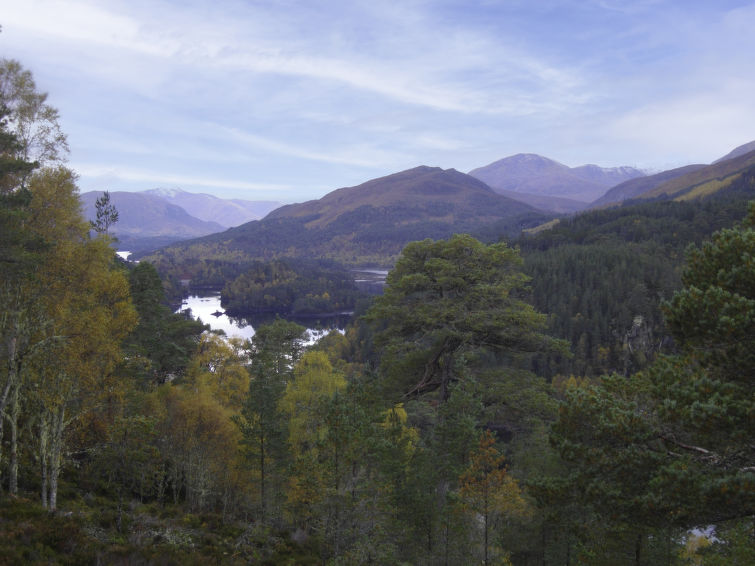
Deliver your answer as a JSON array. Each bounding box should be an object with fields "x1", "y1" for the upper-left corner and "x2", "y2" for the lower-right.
[{"x1": 2, "y1": 0, "x2": 754, "y2": 202}]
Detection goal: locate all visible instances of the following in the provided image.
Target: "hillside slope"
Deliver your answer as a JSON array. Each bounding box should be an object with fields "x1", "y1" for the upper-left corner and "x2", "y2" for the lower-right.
[
  {"x1": 590, "y1": 164, "x2": 706, "y2": 208},
  {"x1": 146, "y1": 188, "x2": 281, "y2": 227},
  {"x1": 143, "y1": 166, "x2": 550, "y2": 277},
  {"x1": 637, "y1": 149, "x2": 755, "y2": 201},
  {"x1": 80, "y1": 191, "x2": 226, "y2": 252},
  {"x1": 712, "y1": 139, "x2": 755, "y2": 164}
]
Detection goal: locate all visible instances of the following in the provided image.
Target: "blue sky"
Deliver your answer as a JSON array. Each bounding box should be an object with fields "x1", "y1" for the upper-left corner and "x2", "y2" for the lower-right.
[{"x1": 2, "y1": 0, "x2": 754, "y2": 202}]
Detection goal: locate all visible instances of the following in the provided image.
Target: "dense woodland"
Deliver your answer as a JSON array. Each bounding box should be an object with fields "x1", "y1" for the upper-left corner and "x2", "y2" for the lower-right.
[
  {"x1": 220, "y1": 259, "x2": 366, "y2": 316},
  {"x1": 1, "y1": 58, "x2": 754, "y2": 565}
]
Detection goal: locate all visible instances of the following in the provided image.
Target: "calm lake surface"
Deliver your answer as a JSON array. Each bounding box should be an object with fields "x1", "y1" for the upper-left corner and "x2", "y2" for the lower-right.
[
  {"x1": 177, "y1": 295, "x2": 256, "y2": 340},
  {"x1": 176, "y1": 294, "x2": 351, "y2": 342}
]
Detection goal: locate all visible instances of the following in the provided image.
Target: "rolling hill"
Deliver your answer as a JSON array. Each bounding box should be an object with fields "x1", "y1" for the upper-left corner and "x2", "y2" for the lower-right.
[{"x1": 143, "y1": 166, "x2": 551, "y2": 276}]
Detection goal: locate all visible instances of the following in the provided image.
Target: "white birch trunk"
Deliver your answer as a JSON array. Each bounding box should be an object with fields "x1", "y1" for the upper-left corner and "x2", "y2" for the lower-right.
[
  {"x1": 9, "y1": 381, "x2": 20, "y2": 495},
  {"x1": 48, "y1": 404, "x2": 65, "y2": 511},
  {"x1": 39, "y1": 414, "x2": 49, "y2": 508}
]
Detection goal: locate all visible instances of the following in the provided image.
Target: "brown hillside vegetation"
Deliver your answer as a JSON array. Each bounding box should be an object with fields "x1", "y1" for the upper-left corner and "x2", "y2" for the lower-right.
[{"x1": 640, "y1": 149, "x2": 755, "y2": 201}]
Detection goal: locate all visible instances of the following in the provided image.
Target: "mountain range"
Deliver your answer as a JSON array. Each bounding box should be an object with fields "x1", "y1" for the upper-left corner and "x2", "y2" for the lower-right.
[
  {"x1": 80, "y1": 189, "x2": 281, "y2": 252},
  {"x1": 469, "y1": 153, "x2": 646, "y2": 204},
  {"x1": 142, "y1": 166, "x2": 550, "y2": 268},
  {"x1": 86, "y1": 140, "x2": 755, "y2": 261},
  {"x1": 80, "y1": 191, "x2": 225, "y2": 252},
  {"x1": 145, "y1": 188, "x2": 280, "y2": 227}
]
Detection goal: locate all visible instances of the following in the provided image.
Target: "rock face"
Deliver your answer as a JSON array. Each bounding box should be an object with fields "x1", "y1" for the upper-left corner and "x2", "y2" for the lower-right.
[{"x1": 469, "y1": 153, "x2": 645, "y2": 203}]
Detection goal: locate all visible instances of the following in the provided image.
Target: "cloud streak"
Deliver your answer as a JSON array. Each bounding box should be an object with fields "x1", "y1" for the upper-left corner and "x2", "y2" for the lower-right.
[{"x1": 2, "y1": 0, "x2": 752, "y2": 200}]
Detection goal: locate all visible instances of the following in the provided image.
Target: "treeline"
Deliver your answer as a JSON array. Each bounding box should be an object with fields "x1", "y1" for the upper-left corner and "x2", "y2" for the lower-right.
[
  {"x1": 2, "y1": 58, "x2": 753, "y2": 565},
  {"x1": 518, "y1": 189, "x2": 755, "y2": 378},
  {"x1": 221, "y1": 258, "x2": 366, "y2": 316},
  {"x1": 142, "y1": 201, "x2": 552, "y2": 271}
]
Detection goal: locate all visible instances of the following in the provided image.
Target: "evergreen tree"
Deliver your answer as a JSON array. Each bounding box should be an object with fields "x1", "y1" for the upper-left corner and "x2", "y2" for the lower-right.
[
  {"x1": 366, "y1": 234, "x2": 562, "y2": 402},
  {"x1": 547, "y1": 202, "x2": 755, "y2": 561},
  {"x1": 235, "y1": 318, "x2": 306, "y2": 525}
]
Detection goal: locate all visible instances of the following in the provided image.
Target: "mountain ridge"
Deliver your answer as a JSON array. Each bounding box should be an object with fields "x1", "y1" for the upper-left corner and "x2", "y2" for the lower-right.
[
  {"x1": 145, "y1": 187, "x2": 281, "y2": 227},
  {"x1": 637, "y1": 149, "x2": 755, "y2": 201},
  {"x1": 590, "y1": 164, "x2": 707, "y2": 208},
  {"x1": 144, "y1": 166, "x2": 549, "y2": 268},
  {"x1": 712, "y1": 140, "x2": 755, "y2": 164},
  {"x1": 80, "y1": 191, "x2": 228, "y2": 253},
  {"x1": 469, "y1": 153, "x2": 645, "y2": 204}
]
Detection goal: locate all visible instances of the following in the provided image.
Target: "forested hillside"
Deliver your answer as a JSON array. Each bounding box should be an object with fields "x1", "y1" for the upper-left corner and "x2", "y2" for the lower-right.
[
  {"x1": 519, "y1": 171, "x2": 755, "y2": 378},
  {"x1": 2, "y1": 59, "x2": 753, "y2": 565},
  {"x1": 141, "y1": 166, "x2": 551, "y2": 274}
]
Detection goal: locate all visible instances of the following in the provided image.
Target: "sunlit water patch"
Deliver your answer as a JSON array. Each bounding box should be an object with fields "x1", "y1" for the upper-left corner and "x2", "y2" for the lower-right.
[{"x1": 176, "y1": 294, "x2": 348, "y2": 343}]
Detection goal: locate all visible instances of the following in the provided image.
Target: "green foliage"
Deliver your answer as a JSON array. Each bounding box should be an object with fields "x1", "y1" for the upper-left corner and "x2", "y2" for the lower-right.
[
  {"x1": 222, "y1": 258, "x2": 365, "y2": 316},
  {"x1": 367, "y1": 233, "x2": 563, "y2": 401},
  {"x1": 90, "y1": 189, "x2": 119, "y2": 235},
  {"x1": 124, "y1": 262, "x2": 207, "y2": 385},
  {"x1": 0, "y1": 103, "x2": 37, "y2": 192},
  {"x1": 236, "y1": 319, "x2": 307, "y2": 524},
  {"x1": 546, "y1": 203, "x2": 755, "y2": 564},
  {"x1": 664, "y1": 201, "x2": 755, "y2": 379},
  {"x1": 519, "y1": 191, "x2": 755, "y2": 377}
]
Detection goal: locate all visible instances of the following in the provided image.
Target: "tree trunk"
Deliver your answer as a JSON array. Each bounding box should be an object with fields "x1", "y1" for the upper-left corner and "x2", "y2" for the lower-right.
[
  {"x1": 39, "y1": 414, "x2": 49, "y2": 508},
  {"x1": 48, "y1": 405, "x2": 65, "y2": 511},
  {"x1": 8, "y1": 381, "x2": 20, "y2": 495},
  {"x1": 635, "y1": 532, "x2": 643, "y2": 566},
  {"x1": 0, "y1": 333, "x2": 19, "y2": 492},
  {"x1": 260, "y1": 433, "x2": 266, "y2": 524},
  {"x1": 0, "y1": 332, "x2": 19, "y2": 417},
  {"x1": 484, "y1": 502, "x2": 489, "y2": 565}
]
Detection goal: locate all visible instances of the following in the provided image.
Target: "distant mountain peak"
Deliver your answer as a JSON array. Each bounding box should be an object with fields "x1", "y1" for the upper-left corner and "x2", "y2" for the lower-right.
[
  {"x1": 149, "y1": 187, "x2": 186, "y2": 198},
  {"x1": 469, "y1": 153, "x2": 644, "y2": 203},
  {"x1": 160, "y1": 165, "x2": 545, "y2": 266}
]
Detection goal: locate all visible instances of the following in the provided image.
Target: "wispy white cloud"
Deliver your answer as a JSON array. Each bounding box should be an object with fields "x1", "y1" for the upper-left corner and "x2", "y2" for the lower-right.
[
  {"x1": 4, "y1": 0, "x2": 591, "y2": 116},
  {"x1": 3, "y1": 0, "x2": 752, "y2": 200},
  {"x1": 75, "y1": 163, "x2": 292, "y2": 193},
  {"x1": 217, "y1": 125, "x2": 405, "y2": 168}
]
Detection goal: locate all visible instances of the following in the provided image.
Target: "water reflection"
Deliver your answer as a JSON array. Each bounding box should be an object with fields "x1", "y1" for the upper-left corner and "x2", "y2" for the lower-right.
[{"x1": 177, "y1": 295, "x2": 351, "y2": 342}]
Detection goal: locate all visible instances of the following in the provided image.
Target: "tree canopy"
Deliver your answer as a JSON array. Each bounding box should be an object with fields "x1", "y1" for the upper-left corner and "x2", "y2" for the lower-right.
[
  {"x1": 548, "y1": 204, "x2": 755, "y2": 547},
  {"x1": 367, "y1": 234, "x2": 563, "y2": 401}
]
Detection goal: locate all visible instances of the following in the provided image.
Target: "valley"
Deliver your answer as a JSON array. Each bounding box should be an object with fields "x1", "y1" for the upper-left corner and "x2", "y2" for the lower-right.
[{"x1": 3, "y1": 49, "x2": 754, "y2": 565}]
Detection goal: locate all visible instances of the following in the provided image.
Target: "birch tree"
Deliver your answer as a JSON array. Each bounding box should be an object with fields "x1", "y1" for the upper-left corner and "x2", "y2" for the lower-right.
[
  {"x1": 0, "y1": 59, "x2": 68, "y2": 172},
  {"x1": 26, "y1": 167, "x2": 136, "y2": 509}
]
